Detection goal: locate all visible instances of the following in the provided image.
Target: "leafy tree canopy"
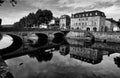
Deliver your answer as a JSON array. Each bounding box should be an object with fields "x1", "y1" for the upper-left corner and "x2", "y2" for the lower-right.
[{"x1": 13, "y1": 9, "x2": 53, "y2": 28}]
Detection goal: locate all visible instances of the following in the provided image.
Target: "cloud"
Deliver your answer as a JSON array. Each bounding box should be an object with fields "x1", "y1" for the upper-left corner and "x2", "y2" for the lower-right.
[
  {"x1": 0, "y1": 0, "x2": 120, "y2": 24},
  {"x1": 0, "y1": 11, "x2": 30, "y2": 25},
  {"x1": 100, "y1": 5, "x2": 120, "y2": 20}
]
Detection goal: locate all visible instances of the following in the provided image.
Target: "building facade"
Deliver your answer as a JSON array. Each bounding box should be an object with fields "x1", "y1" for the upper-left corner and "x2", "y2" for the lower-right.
[
  {"x1": 105, "y1": 18, "x2": 119, "y2": 32},
  {"x1": 71, "y1": 10, "x2": 106, "y2": 31},
  {"x1": 60, "y1": 15, "x2": 70, "y2": 29}
]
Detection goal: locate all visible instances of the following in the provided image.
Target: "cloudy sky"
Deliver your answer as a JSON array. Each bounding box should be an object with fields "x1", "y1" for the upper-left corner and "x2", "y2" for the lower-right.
[{"x1": 0, "y1": 0, "x2": 120, "y2": 25}]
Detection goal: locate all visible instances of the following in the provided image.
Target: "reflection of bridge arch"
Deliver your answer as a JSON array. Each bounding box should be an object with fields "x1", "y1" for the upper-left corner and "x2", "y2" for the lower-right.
[
  {"x1": 0, "y1": 34, "x2": 23, "y2": 54},
  {"x1": 52, "y1": 32, "x2": 65, "y2": 44}
]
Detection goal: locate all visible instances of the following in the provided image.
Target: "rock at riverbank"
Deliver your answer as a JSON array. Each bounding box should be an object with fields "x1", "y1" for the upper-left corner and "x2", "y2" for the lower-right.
[{"x1": 0, "y1": 56, "x2": 14, "y2": 78}]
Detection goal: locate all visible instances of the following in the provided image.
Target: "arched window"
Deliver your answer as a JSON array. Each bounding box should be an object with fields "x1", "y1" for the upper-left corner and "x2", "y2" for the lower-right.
[
  {"x1": 86, "y1": 27, "x2": 90, "y2": 31},
  {"x1": 93, "y1": 27, "x2": 97, "y2": 31},
  {"x1": 77, "y1": 27, "x2": 79, "y2": 29}
]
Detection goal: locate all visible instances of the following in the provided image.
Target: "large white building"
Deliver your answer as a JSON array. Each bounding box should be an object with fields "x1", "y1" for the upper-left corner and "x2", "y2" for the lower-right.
[{"x1": 71, "y1": 10, "x2": 106, "y2": 31}]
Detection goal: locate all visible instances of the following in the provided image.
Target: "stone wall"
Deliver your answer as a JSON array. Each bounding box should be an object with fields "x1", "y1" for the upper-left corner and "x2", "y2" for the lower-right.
[
  {"x1": 91, "y1": 32, "x2": 120, "y2": 42},
  {"x1": 66, "y1": 30, "x2": 120, "y2": 43}
]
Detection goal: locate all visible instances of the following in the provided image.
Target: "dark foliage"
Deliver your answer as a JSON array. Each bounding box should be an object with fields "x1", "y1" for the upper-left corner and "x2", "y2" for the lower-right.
[{"x1": 13, "y1": 9, "x2": 53, "y2": 29}]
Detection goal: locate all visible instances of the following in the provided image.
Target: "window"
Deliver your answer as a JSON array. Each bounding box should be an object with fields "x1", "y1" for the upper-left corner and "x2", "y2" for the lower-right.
[
  {"x1": 86, "y1": 18, "x2": 88, "y2": 20},
  {"x1": 86, "y1": 27, "x2": 90, "y2": 31},
  {"x1": 76, "y1": 23, "x2": 78, "y2": 26},
  {"x1": 95, "y1": 12, "x2": 98, "y2": 15},
  {"x1": 83, "y1": 14, "x2": 84, "y2": 16},
  {"x1": 93, "y1": 27, "x2": 97, "y2": 31},
  {"x1": 79, "y1": 23, "x2": 81, "y2": 26},
  {"x1": 90, "y1": 13, "x2": 92, "y2": 16},
  {"x1": 76, "y1": 15, "x2": 78, "y2": 17},
  {"x1": 94, "y1": 22, "x2": 96, "y2": 25},
  {"x1": 85, "y1": 22, "x2": 87, "y2": 26},
  {"x1": 79, "y1": 15, "x2": 81, "y2": 17},
  {"x1": 86, "y1": 14, "x2": 88, "y2": 16},
  {"x1": 82, "y1": 18, "x2": 84, "y2": 21},
  {"x1": 82, "y1": 23, "x2": 84, "y2": 26},
  {"x1": 79, "y1": 19, "x2": 81, "y2": 21},
  {"x1": 77, "y1": 27, "x2": 79, "y2": 29}
]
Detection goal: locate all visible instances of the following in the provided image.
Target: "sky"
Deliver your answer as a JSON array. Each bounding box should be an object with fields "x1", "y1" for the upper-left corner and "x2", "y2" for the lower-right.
[{"x1": 0, "y1": 0, "x2": 120, "y2": 25}]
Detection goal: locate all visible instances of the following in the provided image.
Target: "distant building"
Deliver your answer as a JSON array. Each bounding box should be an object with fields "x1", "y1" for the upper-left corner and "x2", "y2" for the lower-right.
[
  {"x1": 49, "y1": 17, "x2": 60, "y2": 29},
  {"x1": 71, "y1": 10, "x2": 106, "y2": 31},
  {"x1": 105, "y1": 18, "x2": 119, "y2": 32},
  {"x1": 60, "y1": 15, "x2": 70, "y2": 29}
]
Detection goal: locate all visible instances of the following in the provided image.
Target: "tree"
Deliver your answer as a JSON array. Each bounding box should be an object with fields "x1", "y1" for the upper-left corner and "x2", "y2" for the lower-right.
[
  {"x1": 26, "y1": 13, "x2": 36, "y2": 27},
  {"x1": 13, "y1": 9, "x2": 53, "y2": 28},
  {"x1": 35, "y1": 9, "x2": 53, "y2": 25},
  {"x1": 0, "y1": 0, "x2": 17, "y2": 7}
]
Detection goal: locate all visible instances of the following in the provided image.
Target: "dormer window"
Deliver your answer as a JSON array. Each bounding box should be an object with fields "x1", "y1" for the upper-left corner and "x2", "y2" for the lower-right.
[
  {"x1": 76, "y1": 15, "x2": 78, "y2": 18},
  {"x1": 90, "y1": 13, "x2": 92, "y2": 16},
  {"x1": 79, "y1": 14, "x2": 81, "y2": 17},
  {"x1": 83, "y1": 14, "x2": 84, "y2": 16},
  {"x1": 86, "y1": 14, "x2": 88, "y2": 16},
  {"x1": 95, "y1": 12, "x2": 98, "y2": 15}
]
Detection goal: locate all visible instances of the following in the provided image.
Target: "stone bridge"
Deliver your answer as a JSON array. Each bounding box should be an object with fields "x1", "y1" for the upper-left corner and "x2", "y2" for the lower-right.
[{"x1": 0, "y1": 29, "x2": 70, "y2": 59}]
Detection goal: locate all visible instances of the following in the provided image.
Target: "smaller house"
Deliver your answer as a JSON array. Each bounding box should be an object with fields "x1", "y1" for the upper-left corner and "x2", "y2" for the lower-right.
[
  {"x1": 60, "y1": 15, "x2": 70, "y2": 29},
  {"x1": 49, "y1": 17, "x2": 60, "y2": 29},
  {"x1": 105, "y1": 18, "x2": 119, "y2": 32}
]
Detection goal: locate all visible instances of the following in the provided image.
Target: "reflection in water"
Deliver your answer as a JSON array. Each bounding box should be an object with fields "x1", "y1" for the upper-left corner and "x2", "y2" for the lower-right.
[
  {"x1": 28, "y1": 50, "x2": 53, "y2": 62},
  {"x1": 2, "y1": 37, "x2": 120, "y2": 78},
  {"x1": 0, "y1": 56, "x2": 14, "y2": 78},
  {"x1": 5, "y1": 72, "x2": 14, "y2": 78},
  {"x1": 114, "y1": 56, "x2": 120, "y2": 68},
  {"x1": 59, "y1": 41, "x2": 70, "y2": 56},
  {"x1": 67, "y1": 39, "x2": 103, "y2": 64},
  {"x1": 70, "y1": 46, "x2": 103, "y2": 64}
]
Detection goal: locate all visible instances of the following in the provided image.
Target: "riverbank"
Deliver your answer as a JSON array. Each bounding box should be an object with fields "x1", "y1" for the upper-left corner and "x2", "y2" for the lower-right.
[
  {"x1": 0, "y1": 56, "x2": 8, "y2": 78},
  {"x1": 66, "y1": 30, "x2": 120, "y2": 43}
]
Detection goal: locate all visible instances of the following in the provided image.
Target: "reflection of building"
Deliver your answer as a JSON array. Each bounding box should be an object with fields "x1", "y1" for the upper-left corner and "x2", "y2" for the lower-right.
[
  {"x1": 114, "y1": 56, "x2": 120, "y2": 68},
  {"x1": 70, "y1": 45, "x2": 103, "y2": 64},
  {"x1": 105, "y1": 18, "x2": 119, "y2": 32},
  {"x1": 59, "y1": 44, "x2": 70, "y2": 56},
  {"x1": 66, "y1": 39, "x2": 94, "y2": 48},
  {"x1": 71, "y1": 10, "x2": 106, "y2": 31},
  {"x1": 60, "y1": 15, "x2": 70, "y2": 29},
  {"x1": 28, "y1": 50, "x2": 53, "y2": 62}
]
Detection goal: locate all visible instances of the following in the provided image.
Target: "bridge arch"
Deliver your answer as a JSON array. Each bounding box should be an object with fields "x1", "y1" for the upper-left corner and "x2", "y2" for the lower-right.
[
  {"x1": 29, "y1": 33, "x2": 48, "y2": 47},
  {"x1": 54, "y1": 32, "x2": 64, "y2": 37},
  {"x1": 52, "y1": 32, "x2": 65, "y2": 44},
  {"x1": 0, "y1": 34, "x2": 23, "y2": 54}
]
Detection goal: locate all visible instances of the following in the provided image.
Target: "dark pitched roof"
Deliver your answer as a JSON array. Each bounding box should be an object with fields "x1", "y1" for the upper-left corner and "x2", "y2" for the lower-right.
[
  {"x1": 60, "y1": 15, "x2": 70, "y2": 19},
  {"x1": 106, "y1": 18, "x2": 117, "y2": 23},
  {"x1": 72, "y1": 10, "x2": 106, "y2": 18}
]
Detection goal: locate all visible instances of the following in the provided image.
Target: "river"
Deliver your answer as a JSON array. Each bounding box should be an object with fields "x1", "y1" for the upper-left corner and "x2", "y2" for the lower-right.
[{"x1": 1, "y1": 35, "x2": 120, "y2": 78}]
